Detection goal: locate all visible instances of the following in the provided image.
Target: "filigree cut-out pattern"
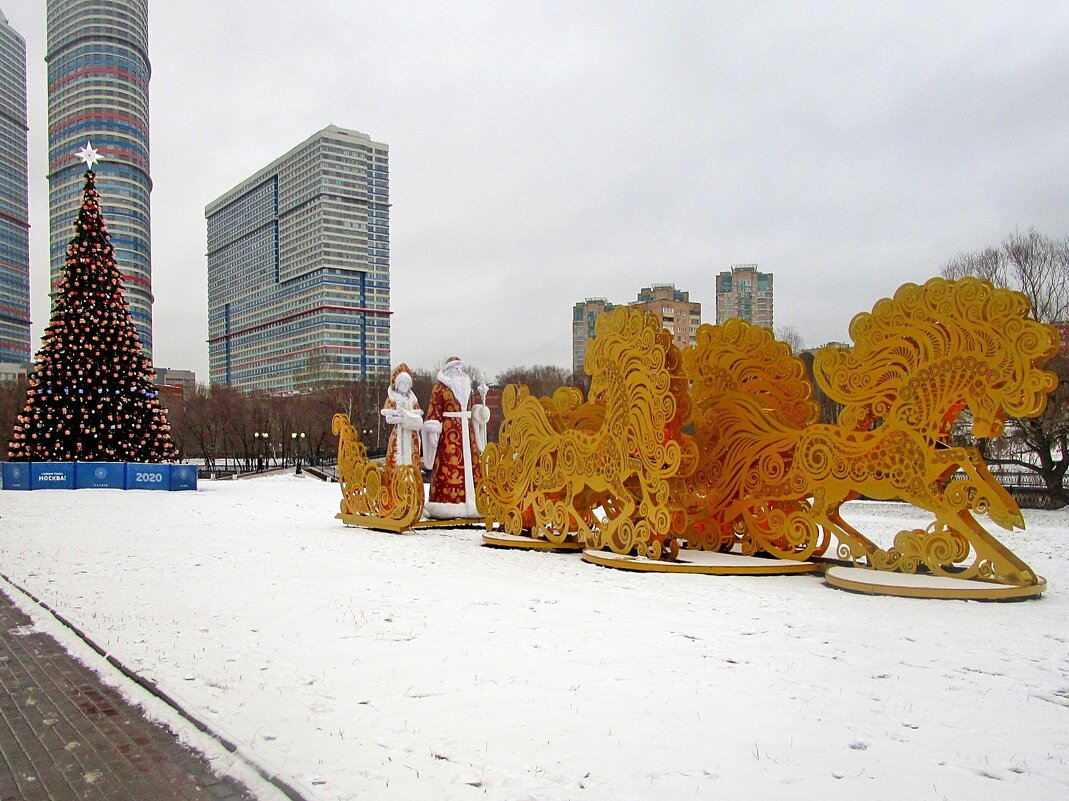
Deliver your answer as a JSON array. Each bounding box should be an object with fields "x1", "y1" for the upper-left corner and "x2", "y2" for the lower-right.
[
  {"x1": 478, "y1": 307, "x2": 694, "y2": 558},
  {"x1": 681, "y1": 277, "x2": 1057, "y2": 585},
  {"x1": 342, "y1": 277, "x2": 1057, "y2": 587}
]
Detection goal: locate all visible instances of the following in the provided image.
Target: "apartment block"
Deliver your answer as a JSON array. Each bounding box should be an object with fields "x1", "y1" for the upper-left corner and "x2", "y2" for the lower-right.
[
  {"x1": 716, "y1": 264, "x2": 773, "y2": 329},
  {"x1": 153, "y1": 366, "x2": 196, "y2": 398},
  {"x1": 572, "y1": 297, "x2": 615, "y2": 375},
  {"x1": 630, "y1": 283, "x2": 701, "y2": 351},
  {"x1": 206, "y1": 125, "x2": 390, "y2": 392},
  {"x1": 572, "y1": 283, "x2": 701, "y2": 374}
]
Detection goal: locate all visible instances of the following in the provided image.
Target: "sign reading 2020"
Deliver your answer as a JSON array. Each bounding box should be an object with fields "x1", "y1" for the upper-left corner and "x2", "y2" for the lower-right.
[{"x1": 2, "y1": 461, "x2": 197, "y2": 491}]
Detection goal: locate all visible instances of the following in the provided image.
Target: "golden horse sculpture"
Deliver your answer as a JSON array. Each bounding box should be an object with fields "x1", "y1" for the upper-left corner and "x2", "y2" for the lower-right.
[
  {"x1": 333, "y1": 412, "x2": 424, "y2": 532},
  {"x1": 679, "y1": 277, "x2": 1058, "y2": 586},
  {"x1": 476, "y1": 277, "x2": 1057, "y2": 587},
  {"x1": 478, "y1": 306, "x2": 695, "y2": 559},
  {"x1": 337, "y1": 276, "x2": 1055, "y2": 587}
]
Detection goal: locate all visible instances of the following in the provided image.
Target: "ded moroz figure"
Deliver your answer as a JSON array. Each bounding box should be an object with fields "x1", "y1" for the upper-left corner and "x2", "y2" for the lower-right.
[
  {"x1": 381, "y1": 363, "x2": 423, "y2": 470},
  {"x1": 421, "y1": 356, "x2": 491, "y2": 519}
]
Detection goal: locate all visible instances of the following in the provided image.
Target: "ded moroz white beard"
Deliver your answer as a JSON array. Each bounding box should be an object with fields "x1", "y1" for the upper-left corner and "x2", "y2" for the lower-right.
[{"x1": 437, "y1": 366, "x2": 471, "y2": 408}]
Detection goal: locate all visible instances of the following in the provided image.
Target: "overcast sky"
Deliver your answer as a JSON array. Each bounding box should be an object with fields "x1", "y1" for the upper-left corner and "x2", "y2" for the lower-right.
[{"x1": 4, "y1": 1, "x2": 1068, "y2": 382}]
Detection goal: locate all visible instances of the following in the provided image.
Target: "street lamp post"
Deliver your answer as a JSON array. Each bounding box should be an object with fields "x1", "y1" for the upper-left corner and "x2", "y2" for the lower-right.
[
  {"x1": 291, "y1": 432, "x2": 306, "y2": 474},
  {"x1": 254, "y1": 431, "x2": 269, "y2": 472}
]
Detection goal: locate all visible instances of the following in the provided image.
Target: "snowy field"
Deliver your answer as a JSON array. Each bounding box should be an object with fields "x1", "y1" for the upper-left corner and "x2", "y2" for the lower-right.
[{"x1": 1, "y1": 474, "x2": 1068, "y2": 801}]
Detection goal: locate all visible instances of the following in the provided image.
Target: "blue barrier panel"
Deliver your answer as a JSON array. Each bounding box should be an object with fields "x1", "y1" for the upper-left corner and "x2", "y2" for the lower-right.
[
  {"x1": 75, "y1": 461, "x2": 127, "y2": 489},
  {"x1": 31, "y1": 462, "x2": 75, "y2": 490},
  {"x1": 168, "y1": 464, "x2": 198, "y2": 491},
  {"x1": 2, "y1": 462, "x2": 32, "y2": 490},
  {"x1": 125, "y1": 463, "x2": 171, "y2": 490}
]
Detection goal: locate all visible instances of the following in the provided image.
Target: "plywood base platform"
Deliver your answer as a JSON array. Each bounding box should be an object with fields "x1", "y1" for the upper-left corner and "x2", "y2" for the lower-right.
[
  {"x1": 412, "y1": 518, "x2": 484, "y2": 529},
  {"x1": 824, "y1": 566, "x2": 1046, "y2": 600},
  {"x1": 581, "y1": 548, "x2": 821, "y2": 575},
  {"x1": 482, "y1": 531, "x2": 585, "y2": 551},
  {"x1": 337, "y1": 514, "x2": 483, "y2": 532}
]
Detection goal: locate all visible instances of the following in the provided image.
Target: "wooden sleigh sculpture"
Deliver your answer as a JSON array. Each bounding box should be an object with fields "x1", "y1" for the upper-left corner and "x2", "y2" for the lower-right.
[{"x1": 476, "y1": 277, "x2": 1059, "y2": 590}]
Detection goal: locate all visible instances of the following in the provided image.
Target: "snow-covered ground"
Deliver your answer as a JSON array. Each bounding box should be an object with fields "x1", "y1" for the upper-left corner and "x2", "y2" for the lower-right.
[{"x1": 1, "y1": 474, "x2": 1067, "y2": 801}]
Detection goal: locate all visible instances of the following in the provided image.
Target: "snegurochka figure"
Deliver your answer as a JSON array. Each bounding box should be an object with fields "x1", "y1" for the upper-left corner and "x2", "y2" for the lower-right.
[{"x1": 381, "y1": 363, "x2": 423, "y2": 471}]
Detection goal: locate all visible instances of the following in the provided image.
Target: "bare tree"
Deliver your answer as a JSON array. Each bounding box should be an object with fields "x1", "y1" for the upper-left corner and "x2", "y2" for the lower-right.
[
  {"x1": 179, "y1": 386, "x2": 236, "y2": 472},
  {"x1": 2, "y1": 376, "x2": 28, "y2": 455},
  {"x1": 160, "y1": 391, "x2": 187, "y2": 458},
  {"x1": 409, "y1": 368, "x2": 436, "y2": 415},
  {"x1": 942, "y1": 228, "x2": 1069, "y2": 506},
  {"x1": 775, "y1": 325, "x2": 805, "y2": 354},
  {"x1": 495, "y1": 364, "x2": 575, "y2": 398},
  {"x1": 797, "y1": 351, "x2": 843, "y2": 425},
  {"x1": 943, "y1": 229, "x2": 1069, "y2": 325}
]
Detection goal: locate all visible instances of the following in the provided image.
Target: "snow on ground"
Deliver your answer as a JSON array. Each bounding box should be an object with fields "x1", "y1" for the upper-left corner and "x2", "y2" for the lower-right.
[{"x1": 1, "y1": 474, "x2": 1068, "y2": 801}]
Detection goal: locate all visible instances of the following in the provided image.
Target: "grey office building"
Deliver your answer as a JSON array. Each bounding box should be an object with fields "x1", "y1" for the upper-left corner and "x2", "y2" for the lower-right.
[{"x1": 206, "y1": 125, "x2": 391, "y2": 392}]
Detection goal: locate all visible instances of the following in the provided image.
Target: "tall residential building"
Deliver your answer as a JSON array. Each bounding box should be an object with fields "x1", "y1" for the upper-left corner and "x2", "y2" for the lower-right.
[
  {"x1": 46, "y1": 0, "x2": 153, "y2": 354},
  {"x1": 630, "y1": 283, "x2": 701, "y2": 351},
  {"x1": 716, "y1": 264, "x2": 773, "y2": 329},
  {"x1": 572, "y1": 297, "x2": 615, "y2": 375},
  {"x1": 572, "y1": 284, "x2": 701, "y2": 375},
  {"x1": 0, "y1": 8, "x2": 31, "y2": 365},
  {"x1": 206, "y1": 125, "x2": 391, "y2": 393}
]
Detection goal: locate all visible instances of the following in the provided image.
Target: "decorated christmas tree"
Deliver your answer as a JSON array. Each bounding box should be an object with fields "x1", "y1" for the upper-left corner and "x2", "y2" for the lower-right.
[{"x1": 7, "y1": 144, "x2": 177, "y2": 463}]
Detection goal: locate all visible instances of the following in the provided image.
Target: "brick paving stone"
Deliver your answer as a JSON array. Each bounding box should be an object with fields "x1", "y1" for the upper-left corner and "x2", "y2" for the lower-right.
[{"x1": 0, "y1": 588, "x2": 260, "y2": 801}]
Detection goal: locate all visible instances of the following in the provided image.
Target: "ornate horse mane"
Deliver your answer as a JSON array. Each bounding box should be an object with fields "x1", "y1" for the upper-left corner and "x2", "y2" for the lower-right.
[
  {"x1": 480, "y1": 306, "x2": 692, "y2": 557},
  {"x1": 816, "y1": 277, "x2": 1058, "y2": 438}
]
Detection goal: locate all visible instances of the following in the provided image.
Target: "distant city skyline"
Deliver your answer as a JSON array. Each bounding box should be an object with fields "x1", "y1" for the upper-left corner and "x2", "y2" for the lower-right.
[
  {"x1": 571, "y1": 284, "x2": 703, "y2": 376},
  {"x1": 4, "y1": 1, "x2": 1068, "y2": 383}
]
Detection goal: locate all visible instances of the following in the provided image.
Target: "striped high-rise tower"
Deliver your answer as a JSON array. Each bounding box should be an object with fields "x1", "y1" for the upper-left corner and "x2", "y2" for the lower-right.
[
  {"x1": 45, "y1": 0, "x2": 152, "y2": 355},
  {"x1": 0, "y1": 7, "x2": 31, "y2": 365}
]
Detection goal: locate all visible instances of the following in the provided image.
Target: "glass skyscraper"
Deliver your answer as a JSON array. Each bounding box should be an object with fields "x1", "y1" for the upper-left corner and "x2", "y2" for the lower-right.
[
  {"x1": 0, "y1": 7, "x2": 30, "y2": 365},
  {"x1": 206, "y1": 125, "x2": 391, "y2": 393},
  {"x1": 45, "y1": 0, "x2": 152, "y2": 355}
]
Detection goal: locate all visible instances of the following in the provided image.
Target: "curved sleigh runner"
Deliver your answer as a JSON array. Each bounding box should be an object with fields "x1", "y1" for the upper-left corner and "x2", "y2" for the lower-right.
[{"x1": 334, "y1": 413, "x2": 424, "y2": 532}]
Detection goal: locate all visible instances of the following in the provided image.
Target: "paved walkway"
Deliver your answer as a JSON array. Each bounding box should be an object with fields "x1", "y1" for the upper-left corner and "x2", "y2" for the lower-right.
[{"x1": 0, "y1": 587, "x2": 258, "y2": 801}]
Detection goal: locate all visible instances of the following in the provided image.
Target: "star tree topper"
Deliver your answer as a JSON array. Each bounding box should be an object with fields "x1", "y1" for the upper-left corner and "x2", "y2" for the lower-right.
[{"x1": 77, "y1": 141, "x2": 102, "y2": 169}]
